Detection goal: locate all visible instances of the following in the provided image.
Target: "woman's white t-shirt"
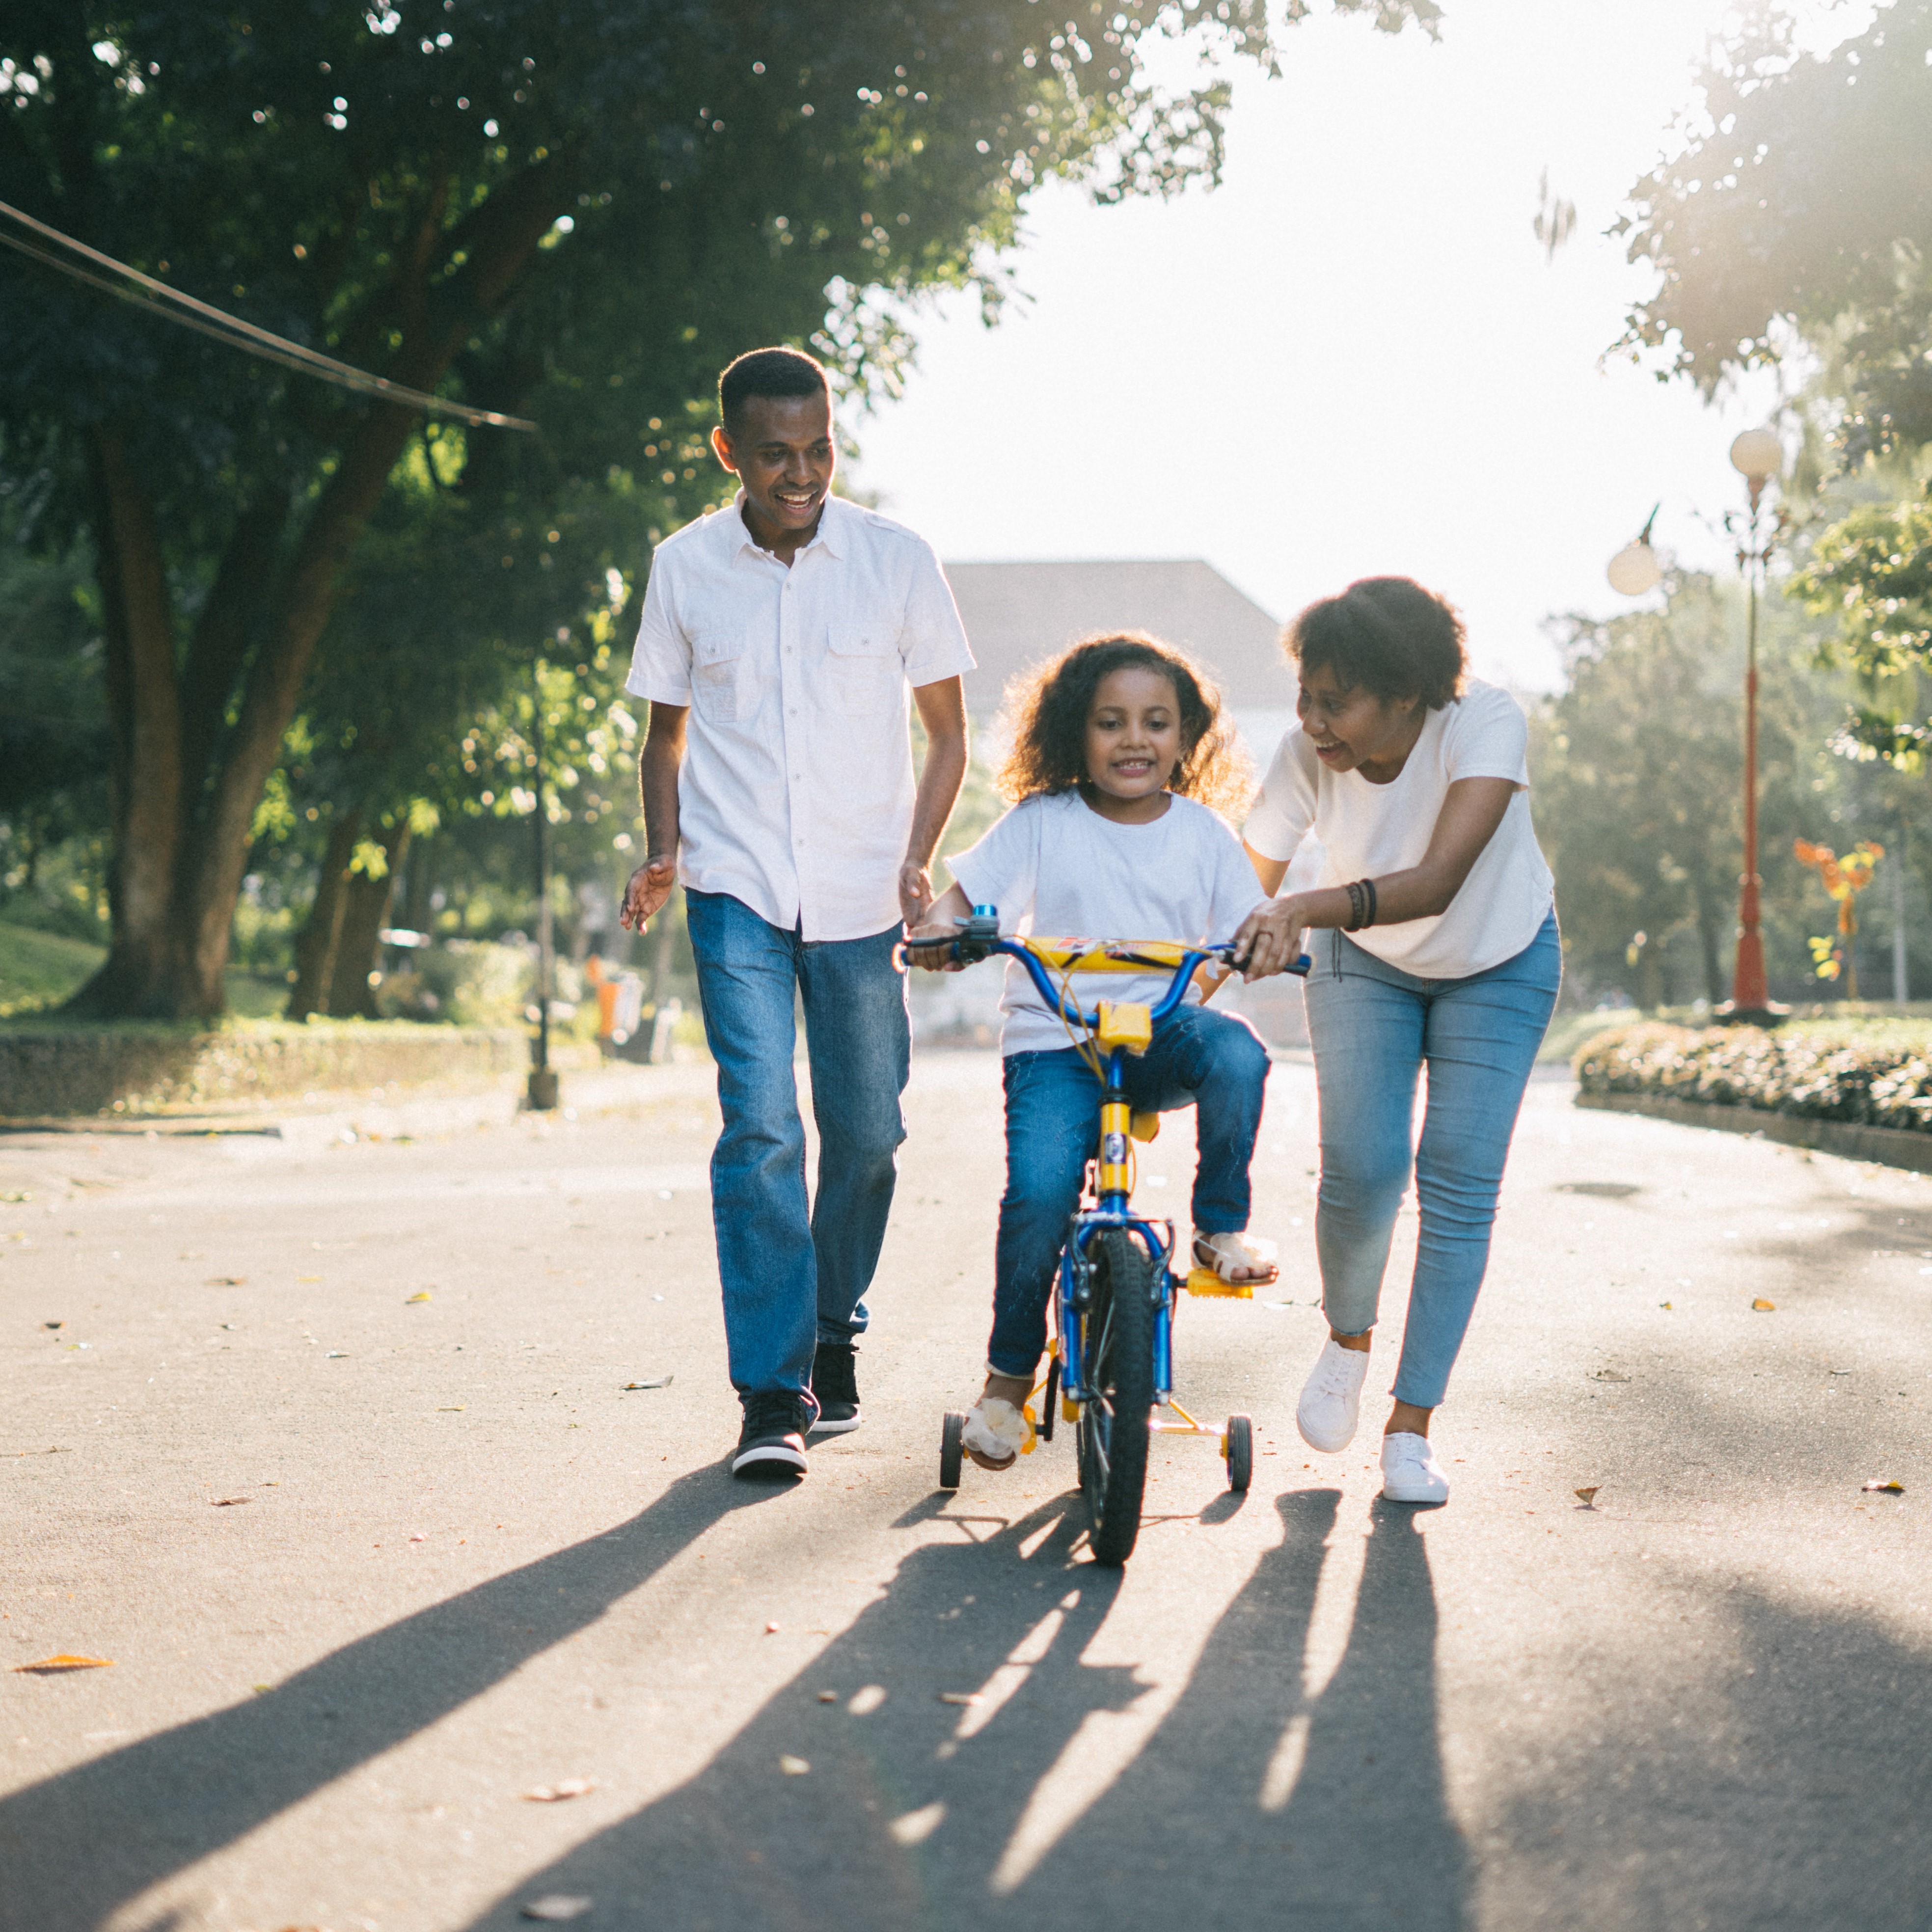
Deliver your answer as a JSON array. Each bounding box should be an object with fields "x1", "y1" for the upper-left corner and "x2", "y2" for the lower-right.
[
  {"x1": 1243, "y1": 679, "x2": 1554, "y2": 980},
  {"x1": 947, "y1": 791, "x2": 1268, "y2": 1056}
]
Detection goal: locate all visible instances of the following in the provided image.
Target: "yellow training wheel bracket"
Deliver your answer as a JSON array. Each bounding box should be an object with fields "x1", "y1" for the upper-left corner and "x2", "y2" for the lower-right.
[{"x1": 1096, "y1": 1001, "x2": 1152, "y2": 1054}]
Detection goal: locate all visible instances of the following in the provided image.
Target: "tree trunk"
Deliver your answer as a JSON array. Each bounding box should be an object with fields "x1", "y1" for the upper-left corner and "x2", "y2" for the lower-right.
[
  {"x1": 60, "y1": 165, "x2": 567, "y2": 1021},
  {"x1": 327, "y1": 820, "x2": 410, "y2": 1019},
  {"x1": 287, "y1": 813, "x2": 363, "y2": 1020}
]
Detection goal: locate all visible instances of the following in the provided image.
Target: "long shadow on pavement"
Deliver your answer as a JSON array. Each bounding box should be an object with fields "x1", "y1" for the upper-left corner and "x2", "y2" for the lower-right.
[
  {"x1": 457, "y1": 1486, "x2": 1471, "y2": 1932},
  {"x1": 0, "y1": 1469, "x2": 783, "y2": 1932}
]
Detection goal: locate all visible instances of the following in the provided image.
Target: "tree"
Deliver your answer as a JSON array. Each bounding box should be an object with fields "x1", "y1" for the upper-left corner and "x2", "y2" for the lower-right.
[
  {"x1": 3, "y1": 0, "x2": 1438, "y2": 1020},
  {"x1": 1616, "y1": 0, "x2": 1932, "y2": 461}
]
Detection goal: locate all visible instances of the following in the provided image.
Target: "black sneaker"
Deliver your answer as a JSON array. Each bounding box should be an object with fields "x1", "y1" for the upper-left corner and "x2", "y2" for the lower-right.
[
  {"x1": 811, "y1": 1340, "x2": 862, "y2": 1434},
  {"x1": 731, "y1": 1390, "x2": 815, "y2": 1479}
]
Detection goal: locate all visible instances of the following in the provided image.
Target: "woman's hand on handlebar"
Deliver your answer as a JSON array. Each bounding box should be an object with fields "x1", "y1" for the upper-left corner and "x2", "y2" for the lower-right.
[{"x1": 1231, "y1": 894, "x2": 1311, "y2": 981}]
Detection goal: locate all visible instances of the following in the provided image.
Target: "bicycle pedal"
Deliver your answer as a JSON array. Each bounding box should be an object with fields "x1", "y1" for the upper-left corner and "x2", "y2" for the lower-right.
[{"x1": 1183, "y1": 1267, "x2": 1254, "y2": 1300}]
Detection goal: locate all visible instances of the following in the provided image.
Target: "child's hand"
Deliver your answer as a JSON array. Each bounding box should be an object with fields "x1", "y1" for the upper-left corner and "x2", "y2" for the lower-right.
[
  {"x1": 619, "y1": 856, "x2": 678, "y2": 932},
  {"x1": 904, "y1": 917, "x2": 966, "y2": 973}
]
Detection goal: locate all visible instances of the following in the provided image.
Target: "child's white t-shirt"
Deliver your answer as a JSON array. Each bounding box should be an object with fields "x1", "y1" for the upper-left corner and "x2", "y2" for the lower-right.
[
  {"x1": 945, "y1": 791, "x2": 1269, "y2": 1056},
  {"x1": 1242, "y1": 679, "x2": 1554, "y2": 980}
]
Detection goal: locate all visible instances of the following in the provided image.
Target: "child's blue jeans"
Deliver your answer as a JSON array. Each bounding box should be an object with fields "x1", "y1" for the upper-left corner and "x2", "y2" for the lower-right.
[
  {"x1": 1304, "y1": 912, "x2": 1561, "y2": 1410},
  {"x1": 987, "y1": 1004, "x2": 1271, "y2": 1379}
]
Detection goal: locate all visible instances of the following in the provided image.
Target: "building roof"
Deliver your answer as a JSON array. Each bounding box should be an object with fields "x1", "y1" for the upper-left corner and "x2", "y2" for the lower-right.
[{"x1": 942, "y1": 559, "x2": 1291, "y2": 715}]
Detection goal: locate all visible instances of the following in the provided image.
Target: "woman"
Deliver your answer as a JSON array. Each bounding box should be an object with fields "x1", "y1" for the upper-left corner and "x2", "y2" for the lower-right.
[{"x1": 1233, "y1": 576, "x2": 1559, "y2": 1505}]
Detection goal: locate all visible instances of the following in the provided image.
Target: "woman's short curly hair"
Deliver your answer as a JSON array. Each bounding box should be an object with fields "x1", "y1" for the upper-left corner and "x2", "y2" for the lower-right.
[
  {"x1": 994, "y1": 633, "x2": 1252, "y2": 819},
  {"x1": 1287, "y1": 576, "x2": 1467, "y2": 711}
]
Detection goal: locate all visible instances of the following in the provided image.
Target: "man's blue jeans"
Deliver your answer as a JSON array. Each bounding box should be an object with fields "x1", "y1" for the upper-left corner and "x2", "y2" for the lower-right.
[
  {"x1": 1304, "y1": 912, "x2": 1561, "y2": 1410},
  {"x1": 988, "y1": 1004, "x2": 1272, "y2": 1379},
  {"x1": 685, "y1": 891, "x2": 910, "y2": 1397}
]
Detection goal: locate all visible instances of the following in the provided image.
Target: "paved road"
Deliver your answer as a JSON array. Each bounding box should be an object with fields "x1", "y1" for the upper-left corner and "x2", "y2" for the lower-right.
[{"x1": 2, "y1": 1052, "x2": 1928, "y2": 1932}]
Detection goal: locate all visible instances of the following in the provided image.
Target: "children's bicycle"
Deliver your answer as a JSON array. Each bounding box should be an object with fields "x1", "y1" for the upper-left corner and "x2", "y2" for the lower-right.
[{"x1": 902, "y1": 907, "x2": 1310, "y2": 1567}]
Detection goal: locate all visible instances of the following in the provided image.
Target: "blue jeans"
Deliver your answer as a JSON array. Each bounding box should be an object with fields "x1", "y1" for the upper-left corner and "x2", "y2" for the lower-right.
[
  {"x1": 685, "y1": 891, "x2": 910, "y2": 1397},
  {"x1": 988, "y1": 1003, "x2": 1272, "y2": 1379},
  {"x1": 1304, "y1": 912, "x2": 1560, "y2": 1410}
]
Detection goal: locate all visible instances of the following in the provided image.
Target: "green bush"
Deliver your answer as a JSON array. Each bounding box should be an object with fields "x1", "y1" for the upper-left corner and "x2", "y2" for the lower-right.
[{"x1": 1576, "y1": 1020, "x2": 1932, "y2": 1133}]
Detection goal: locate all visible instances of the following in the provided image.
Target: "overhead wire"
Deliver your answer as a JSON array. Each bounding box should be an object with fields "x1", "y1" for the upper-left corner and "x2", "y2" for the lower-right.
[{"x1": 0, "y1": 196, "x2": 537, "y2": 433}]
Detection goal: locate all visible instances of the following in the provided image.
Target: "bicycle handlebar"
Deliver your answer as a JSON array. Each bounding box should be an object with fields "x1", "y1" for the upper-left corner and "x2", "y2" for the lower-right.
[{"x1": 897, "y1": 905, "x2": 1311, "y2": 1036}]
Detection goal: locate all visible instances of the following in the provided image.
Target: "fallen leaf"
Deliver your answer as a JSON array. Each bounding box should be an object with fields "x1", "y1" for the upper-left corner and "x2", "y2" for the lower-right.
[
  {"x1": 521, "y1": 1898, "x2": 594, "y2": 1923},
  {"x1": 1659, "y1": 1302, "x2": 1673, "y2": 1310},
  {"x1": 1591, "y1": 1370, "x2": 1630, "y2": 1383},
  {"x1": 937, "y1": 1692, "x2": 983, "y2": 1706},
  {"x1": 406, "y1": 1291, "x2": 432, "y2": 1304},
  {"x1": 1862, "y1": 1479, "x2": 1905, "y2": 1495},
  {"x1": 621, "y1": 1376, "x2": 673, "y2": 1390},
  {"x1": 523, "y1": 1777, "x2": 598, "y2": 1802},
  {"x1": 1751, "y1": 1298, "x2": 1776, "y2": 1312},
  {"x1": 1574, "y1": 1487, "x2": 1601, "y2": 1506},
  {"x1": 210, "y1": 1496, "x2": 251, "y2": 1507},
  {"x1": 779, "y1": 1754, "x2": 811, "y2": 1775},
  {"x1": 816, "y1": 1690, "x2": 838, "y2": 1703},
  {"x1": 436, "y1": 1404, "x2": 466, "y2": 1412},
  {"x1": 13, "y1": 1655, "x2": 113, "y2": 1673},
  {"x1": 42, "y1": 1321, "x2": 61, "y2": 1330},
  {"x1": 204, "y1": 1277, "x2": 246, "y2": 1286}
]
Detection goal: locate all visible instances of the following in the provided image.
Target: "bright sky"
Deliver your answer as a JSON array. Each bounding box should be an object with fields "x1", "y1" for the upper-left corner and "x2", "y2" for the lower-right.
[{"x1": 850, "y1": 0, "x2": 1868, "y2": 691}]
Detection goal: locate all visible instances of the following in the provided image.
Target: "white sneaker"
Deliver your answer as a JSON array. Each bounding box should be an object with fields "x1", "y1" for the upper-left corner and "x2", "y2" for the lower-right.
[
  {"x1": 1295, "y1": 1339, "x2": 1371, "y2": 1452},
  {"x1": 1380, "y1": 1431, "x2": 1450, "y2": 1503}
]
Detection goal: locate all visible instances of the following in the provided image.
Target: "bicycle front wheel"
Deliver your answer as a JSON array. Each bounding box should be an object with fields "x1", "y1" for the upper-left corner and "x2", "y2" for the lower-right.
[{"x1": 1078, "y1": 1227, "x2": 1156, "y2": 1566}]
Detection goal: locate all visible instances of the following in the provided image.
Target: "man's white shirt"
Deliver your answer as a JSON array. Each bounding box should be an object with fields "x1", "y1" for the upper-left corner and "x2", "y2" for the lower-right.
[{"x1": 625, "y1": 491, "x2": 975, "y2": 942}]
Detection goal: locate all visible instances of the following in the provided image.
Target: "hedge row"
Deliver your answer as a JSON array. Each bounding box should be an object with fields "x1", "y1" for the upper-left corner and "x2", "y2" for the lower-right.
[
  {"x1": 0, "y1": 1020, "x2": 530, "y2": 1118},
  {"x1": 1575, "y1": 1022, "x2": 1932, "y2": 1134}
]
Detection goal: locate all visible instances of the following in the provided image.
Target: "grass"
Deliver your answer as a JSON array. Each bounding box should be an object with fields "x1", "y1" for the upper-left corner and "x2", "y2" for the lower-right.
[{"x1": 0, "y1": 920, "x2": 292, "y2": 1022}]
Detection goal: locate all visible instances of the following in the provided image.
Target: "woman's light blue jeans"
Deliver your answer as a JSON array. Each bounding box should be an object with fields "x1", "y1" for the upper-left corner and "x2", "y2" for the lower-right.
[
  {"x1": 684, "y1": 890, "x2": 910, "y2": 1398},
  {"x1": 1304, "y1": 912, "x2": 1560, "y2": 1410}
]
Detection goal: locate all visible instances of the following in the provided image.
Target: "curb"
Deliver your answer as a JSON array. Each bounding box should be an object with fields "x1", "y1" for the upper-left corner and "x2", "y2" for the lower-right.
[{"x1": 1575, "y1": 1089, "x2": 1932, "y2": 1176}]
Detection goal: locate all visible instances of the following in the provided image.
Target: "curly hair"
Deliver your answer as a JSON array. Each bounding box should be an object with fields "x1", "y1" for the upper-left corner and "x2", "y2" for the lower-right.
[
  {"x1": 993, "y1": 633, "x2": 1252, "y2": 819},
  {"x1": 1287, "y1": 576, "x2": 1467, "y2": 711}
]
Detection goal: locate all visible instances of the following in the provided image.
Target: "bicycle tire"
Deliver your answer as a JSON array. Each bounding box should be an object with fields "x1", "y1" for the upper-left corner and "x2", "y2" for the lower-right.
[
  {"x1": 1079, "y1": 1227, "x2": 1156, "y2": 1566},
  {"x1": 1039, "y1": 1354, "x2": 1059, "y2": 1443},
  {"x1": 1224, "y1": 1413, "x2": 1253, "y2": 1493},
  {"x1": 940, "y1": 1410, "x2": 964, "y2": 1491}
]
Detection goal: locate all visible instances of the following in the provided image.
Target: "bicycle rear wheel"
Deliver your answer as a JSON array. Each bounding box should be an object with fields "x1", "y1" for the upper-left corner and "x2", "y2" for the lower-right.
[{"x1": 1078, "y1": 1227, "x2": 1156, "y2": 1566}]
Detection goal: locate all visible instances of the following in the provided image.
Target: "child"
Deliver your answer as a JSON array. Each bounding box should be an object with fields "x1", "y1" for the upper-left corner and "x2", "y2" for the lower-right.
[{"x1": 911, "y1": 634, "x2": 1279, "y2": 1470}]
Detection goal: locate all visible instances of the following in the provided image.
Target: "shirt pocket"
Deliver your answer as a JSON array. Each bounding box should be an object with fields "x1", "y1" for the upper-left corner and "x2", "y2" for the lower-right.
[
  {"x1": 690, "y1": 631, "x2": 745, "y2": 724},
  {"x1": 825, "y1": 625, "x2": 901, "y2": 716}
]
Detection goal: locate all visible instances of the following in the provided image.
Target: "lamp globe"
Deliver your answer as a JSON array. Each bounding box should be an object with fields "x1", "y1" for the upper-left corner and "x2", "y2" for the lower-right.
[
  {"x1": 1729, "y1": 427, "x2": 1783, "y2": 480},
  {"x1": 1606, "y1": 542, "x2": 1663, "y2": 596}
]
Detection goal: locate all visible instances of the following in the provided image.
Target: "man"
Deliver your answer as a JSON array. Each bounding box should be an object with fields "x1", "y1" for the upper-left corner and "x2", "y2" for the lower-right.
[{"x1": 619, "y1": 346, "x2": 973, "y2": 1479}]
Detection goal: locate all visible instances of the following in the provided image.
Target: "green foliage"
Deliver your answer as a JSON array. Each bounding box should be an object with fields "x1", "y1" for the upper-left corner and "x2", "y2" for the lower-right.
[
  {"x1": 1615, "y1": 0, "x2": 1932, "y2": 459},
  {"x1": 1576, "y1": 1016, "x2": 1932, "y2": 1133}
]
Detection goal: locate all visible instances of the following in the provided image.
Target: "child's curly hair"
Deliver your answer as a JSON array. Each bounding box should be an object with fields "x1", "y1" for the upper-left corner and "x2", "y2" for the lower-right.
[{"x1": 994, "y1": 633, "x2": 1252, "y2": 819}]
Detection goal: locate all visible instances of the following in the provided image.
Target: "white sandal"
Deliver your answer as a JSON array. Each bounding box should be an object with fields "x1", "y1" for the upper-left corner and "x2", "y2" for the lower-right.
[
  {"x1": 961, "y1": 1395, "x2": 1035, "y2": 1471},
  {"x1": 1191, "y1": 1229, "x2": 1279, "y2": 1286}
]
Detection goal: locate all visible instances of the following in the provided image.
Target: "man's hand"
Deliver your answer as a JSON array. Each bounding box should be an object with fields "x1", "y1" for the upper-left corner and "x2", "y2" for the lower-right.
[
  {"x1": 898, "y1": 859, "x2": 935, "y2": 931},
  {"x1": 619, "y1": 856, "x2": 678, "y2": 932},
  {"x1": 1231, "y1": 895, "x2": 1310, "y2": 981}
]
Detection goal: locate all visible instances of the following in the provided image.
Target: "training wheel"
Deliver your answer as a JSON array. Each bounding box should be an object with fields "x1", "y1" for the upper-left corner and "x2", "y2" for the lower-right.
[
  {"x1": 940, "y1": 1410, "x2": 965, "y2": 1490},
  {"x1": 1039, "y1": 1356, "x2": 1060, "y2": 1442},
  {"x1": 1224, "y1": 1414, "x2": 1253, "y2": 1493}
]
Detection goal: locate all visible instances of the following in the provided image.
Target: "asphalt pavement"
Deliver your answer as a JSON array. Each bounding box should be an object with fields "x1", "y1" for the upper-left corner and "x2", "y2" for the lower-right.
[{"x1": 1, "y1": 1050, "x2": 1929, "y2": 1932}]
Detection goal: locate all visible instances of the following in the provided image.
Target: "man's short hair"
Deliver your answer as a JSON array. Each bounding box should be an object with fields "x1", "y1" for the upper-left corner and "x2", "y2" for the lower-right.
[{"x1": 718, "y1": 346, "x2": 829, "y2": 435}]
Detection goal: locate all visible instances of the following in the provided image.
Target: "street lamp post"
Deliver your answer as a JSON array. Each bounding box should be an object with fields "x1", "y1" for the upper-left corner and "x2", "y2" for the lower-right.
[
  {"x1": 1603, "y1": 430, "x2": 1786, "y2": 1022},
  {"x1": 1723, "y1": 427, "x2": 1786, "y2": 1021}
]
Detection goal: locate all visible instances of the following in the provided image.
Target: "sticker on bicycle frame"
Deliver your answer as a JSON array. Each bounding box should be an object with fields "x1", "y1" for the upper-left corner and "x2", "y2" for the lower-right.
[{"x1": 1103, "y1": 1132, "x2": 1127, "y2": 1164}]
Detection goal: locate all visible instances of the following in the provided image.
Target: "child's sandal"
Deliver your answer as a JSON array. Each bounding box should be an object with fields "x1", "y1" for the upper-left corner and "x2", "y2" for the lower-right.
[
  {"x1": 1192, "y1": 1228, "x2": 1279, "y2": 1286},
  {"x1": 961, "y1": 1395, "x2": 1034, "y2": 1471}
]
